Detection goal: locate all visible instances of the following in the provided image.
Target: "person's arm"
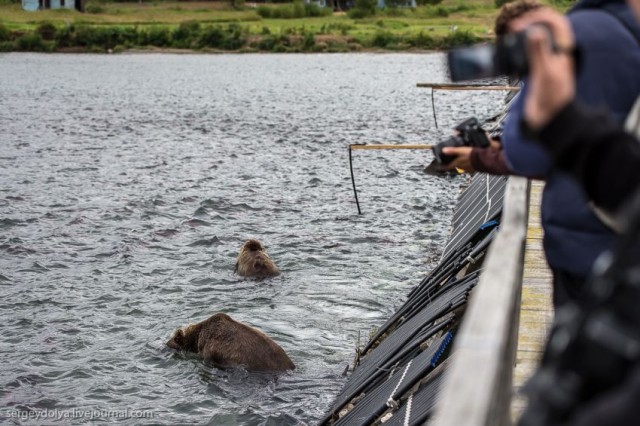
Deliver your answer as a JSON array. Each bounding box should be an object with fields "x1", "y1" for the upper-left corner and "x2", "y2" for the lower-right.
[
  {"x1": 526, "y1": 101, "x2": 640, "y2": 212},
  {"x1": 470, "y1": 146, "x2": 513, "y2": 174},
  {"x1": 501, "y1": 83, "x2": 552, "y2": 177},
  {"x1": 441, "y1": 140, "x2": 513, "y2": 174}
]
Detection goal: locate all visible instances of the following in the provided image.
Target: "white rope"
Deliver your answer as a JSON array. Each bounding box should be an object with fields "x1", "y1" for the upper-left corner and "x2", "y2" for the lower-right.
[
  {"x1": 484, "y1": 174, "x2": 492, "y2": 223},
  {"x1": 387, "y1": 362, "x2": 400, "y2": 380},
  {"x1": 387, "y1": 360, "x2": 413, "y2": 409},
  {"x1": 404, "y1": 394, "x2": 414, "y2": 426}
]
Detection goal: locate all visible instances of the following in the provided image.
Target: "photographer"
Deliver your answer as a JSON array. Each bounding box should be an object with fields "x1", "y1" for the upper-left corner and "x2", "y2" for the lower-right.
[
  {"x1": 440, "y1": 0, "x2": 541, "y2": 175},
  {"x1": 445, "y1": 0, "x2": 640, "y2": 309},
  {"x1": 513, "y1": 8, "x2": 640, "y2": 215},
  {"x1": 508, "y1": 5, "x2": 640, "y2": 426}
]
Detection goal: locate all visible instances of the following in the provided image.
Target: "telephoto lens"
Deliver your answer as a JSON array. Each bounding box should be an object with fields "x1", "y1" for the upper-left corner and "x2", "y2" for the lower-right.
[{"x1": 448, "y1": 25, "x2": 556, "y2": 81}]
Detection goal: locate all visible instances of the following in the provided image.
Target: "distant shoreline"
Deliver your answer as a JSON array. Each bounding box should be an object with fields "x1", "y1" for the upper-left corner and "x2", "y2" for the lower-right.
[
  {"x1": 64, "y1": 45, "x2": 441, "y2": 54},
  {"x1": 0, "y1": 0, "x2": 498, "y2": 54},
  {"x1": 0, "y1": 27, "x2": 485, "y2": 54}
]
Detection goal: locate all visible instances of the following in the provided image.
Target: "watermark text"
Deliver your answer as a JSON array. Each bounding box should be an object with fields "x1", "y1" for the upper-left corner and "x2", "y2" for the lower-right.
[{"x1": 2, "y1": 408, "x2": 154, "y2": 421}]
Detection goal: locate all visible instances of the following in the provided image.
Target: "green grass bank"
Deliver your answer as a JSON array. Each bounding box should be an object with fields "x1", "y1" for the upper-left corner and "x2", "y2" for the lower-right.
[{"x1": 0, "y1": 0, "x2": 568, "y2": 53}]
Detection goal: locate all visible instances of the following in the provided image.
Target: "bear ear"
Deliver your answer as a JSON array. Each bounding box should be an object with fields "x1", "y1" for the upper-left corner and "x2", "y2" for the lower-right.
[{"x1": 173, "y1": 329, "x2": 185, "y2": 345}]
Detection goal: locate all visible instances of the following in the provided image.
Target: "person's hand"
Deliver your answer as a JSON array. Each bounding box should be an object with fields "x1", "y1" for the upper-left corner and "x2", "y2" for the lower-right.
[
  {"x1": 441, "y1": 146, "x2": 475, "y2": 172},
  {"x1": 488, "y1": 139, "x2": 502, "y2": 150},
  {"x1": 510, "y1": 9, "x2": 576, "y2": 130},
  {"x1": 629, "y1": 0, "x2": 640, "y2": 22}
]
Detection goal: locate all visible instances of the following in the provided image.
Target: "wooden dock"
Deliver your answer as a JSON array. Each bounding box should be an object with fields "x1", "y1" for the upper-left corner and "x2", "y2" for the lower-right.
[
  {"x1": 433, "y1": 178, "x2": 555, "y2": 426},
  {"x1": 511, "y1": 181, "x2": 554, "y2": 421}
]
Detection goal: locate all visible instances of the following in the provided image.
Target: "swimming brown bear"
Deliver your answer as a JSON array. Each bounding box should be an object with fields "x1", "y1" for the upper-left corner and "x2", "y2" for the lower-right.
[
  {"x1": 166, "y1": 313, "x2": 295, "y2": 372},
  {"x1": 235, "y1": 239, "x2": 280, "y2": 278}
]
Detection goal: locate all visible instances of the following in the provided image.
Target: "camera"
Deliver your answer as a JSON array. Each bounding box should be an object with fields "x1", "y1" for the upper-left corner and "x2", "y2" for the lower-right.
[
  {"x1": 433, "y1": 117, "x2": 490, "y2": 165},
  {"x1": 518, "y1": 191, "x2": 640, "y2": 426},
  {"x1": 447, "y1": 26, "x2": 554, "y2": 82}
]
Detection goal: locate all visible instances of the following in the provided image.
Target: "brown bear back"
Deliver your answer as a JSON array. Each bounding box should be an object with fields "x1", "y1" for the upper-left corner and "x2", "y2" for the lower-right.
[{"x1": 197, "y1": 313, "x2": 294, "y2": 372}]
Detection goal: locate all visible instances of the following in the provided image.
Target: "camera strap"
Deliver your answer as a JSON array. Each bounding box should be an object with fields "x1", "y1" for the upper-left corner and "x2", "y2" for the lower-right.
[
  {"x1": 519, "y1": 187, "x2": 640, "y2": 426},
  {"x1": 588, "y1": 96, "x2": 640, "y2": 233},
  {"x1": 625, "y1": 97, "x2": 640, "y2": 139},
  {"x1": 583, "y1": 4, "x2": 640, "y2": 232}
]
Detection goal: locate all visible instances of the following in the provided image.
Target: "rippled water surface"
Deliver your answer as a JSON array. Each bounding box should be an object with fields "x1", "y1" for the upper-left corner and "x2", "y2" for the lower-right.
[{"x1": 0, "y1": 53, "x2": 505, "y2": 425}]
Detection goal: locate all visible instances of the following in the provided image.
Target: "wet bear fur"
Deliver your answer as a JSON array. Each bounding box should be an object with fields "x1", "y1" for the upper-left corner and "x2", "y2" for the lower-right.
[
  {"x1": 235, "y1": 239, "x2": 280, "y2": 278},
  {"x1": 166, "y1": 313, "x2": 295, "y2": 372}
]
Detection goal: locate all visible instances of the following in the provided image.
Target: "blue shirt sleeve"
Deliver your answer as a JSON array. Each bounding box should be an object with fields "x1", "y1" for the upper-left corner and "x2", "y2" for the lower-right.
[{"x1": 502, "y1": 82, "x2": 552, "y2": 177}]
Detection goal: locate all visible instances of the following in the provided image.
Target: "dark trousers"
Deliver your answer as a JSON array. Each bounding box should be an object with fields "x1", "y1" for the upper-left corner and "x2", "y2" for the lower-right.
[{"x1": 552, "y1": 269, "x2": 588, "y2": 309}]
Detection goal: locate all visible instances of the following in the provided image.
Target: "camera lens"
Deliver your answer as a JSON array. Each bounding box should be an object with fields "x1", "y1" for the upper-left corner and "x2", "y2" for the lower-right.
[{"x1": 433, "y1": 136, "x2": 465, "y2": 165}]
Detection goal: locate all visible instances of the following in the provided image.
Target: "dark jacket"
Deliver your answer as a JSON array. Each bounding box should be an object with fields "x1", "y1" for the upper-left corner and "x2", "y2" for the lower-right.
[
  {"x1": 501, "y1": 0, "x2": 640, "y2": 277},
  {"x1": 530, "y1": 101, "x2": 640, "y2": 426},
  {"x1": 533, "y1": 101, "x2": 640, "y2": 214}
]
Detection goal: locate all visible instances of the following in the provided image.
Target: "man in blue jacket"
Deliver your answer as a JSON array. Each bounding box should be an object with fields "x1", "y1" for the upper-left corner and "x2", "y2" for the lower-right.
[
  {"x1": 500, "y1": 0, "x2": 640, "y2": 307},
  {"x1": 506, "y1": 3, "x2": 640, "y2": 424}
]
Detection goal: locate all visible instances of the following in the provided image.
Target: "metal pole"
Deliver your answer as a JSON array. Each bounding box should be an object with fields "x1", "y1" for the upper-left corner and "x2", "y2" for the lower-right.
[
  {"x1": 431, "y1": 88, "x2": 438, "y2": 129},
  {"x1": 348, "y1": 143, "x2": 434, "y2": 215},
  {"x1": 349, "y1": 144, "x2": 362, "y2": 215}
]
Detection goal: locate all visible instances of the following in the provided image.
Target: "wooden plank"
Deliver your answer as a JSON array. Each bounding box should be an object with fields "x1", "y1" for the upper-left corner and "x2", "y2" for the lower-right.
[
  {"x1": 350, "y1": 144, "x2": 433, "y2": 150},
  {"x1": 511, "y1": 181, "x2": 554, "y2": 423},
  {"x1": 416, "y1": 83, "x2": 520, "y2": 91}
]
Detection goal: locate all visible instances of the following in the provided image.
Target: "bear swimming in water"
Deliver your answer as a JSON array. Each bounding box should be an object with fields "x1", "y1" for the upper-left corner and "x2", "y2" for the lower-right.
[
  {"x1": 166, "y1": 313, "x2": 295, "y2": 372},
  {"x1": 235, "y1": 239, "x2": 280, "y2": 278}
]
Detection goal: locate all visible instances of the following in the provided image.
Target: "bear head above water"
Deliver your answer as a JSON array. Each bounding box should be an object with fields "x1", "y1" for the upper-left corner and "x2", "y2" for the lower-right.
[{"x1": 235, "y1": 239, "x2": 280, "y2": 278}]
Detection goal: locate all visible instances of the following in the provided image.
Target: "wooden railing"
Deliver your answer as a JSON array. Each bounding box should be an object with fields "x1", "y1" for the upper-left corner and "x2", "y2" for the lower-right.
[{"x1": 432, "y1": 176, "x2": 531, "y2": 426}]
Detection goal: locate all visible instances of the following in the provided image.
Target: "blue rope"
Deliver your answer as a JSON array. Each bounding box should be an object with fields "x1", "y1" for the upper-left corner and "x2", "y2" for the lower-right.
[
  {"x1": 479, "y1": 219, "x2": 499, "y2": 230},
  {"x1": 430, "y1": 331, "x2": 454, "y2": 368}
]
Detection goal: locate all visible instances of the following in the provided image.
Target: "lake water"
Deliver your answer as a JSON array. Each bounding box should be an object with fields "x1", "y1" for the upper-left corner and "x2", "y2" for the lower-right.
[{"x1": 0, "y1": 53, "x2": 505, "y2": 425}]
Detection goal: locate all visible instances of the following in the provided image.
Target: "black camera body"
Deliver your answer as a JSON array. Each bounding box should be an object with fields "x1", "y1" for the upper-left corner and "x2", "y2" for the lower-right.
[
  {"x1": 519, "y1": 192, "x2": 640, "y2": 426},
  {"x1": 494, "y1": 29, "x2": 532, "y2": 77},
  {"x1": 433, "y1": 117, "x2": 490, "y2": 165},
  {"x1": 448, "y1": 26, "x2": 554, "y2": 82}
]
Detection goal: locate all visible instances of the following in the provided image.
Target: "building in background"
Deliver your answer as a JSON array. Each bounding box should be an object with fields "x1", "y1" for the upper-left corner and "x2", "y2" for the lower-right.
[{"x1": 22, "y1": 0, "x2": 85, "y2": 12}]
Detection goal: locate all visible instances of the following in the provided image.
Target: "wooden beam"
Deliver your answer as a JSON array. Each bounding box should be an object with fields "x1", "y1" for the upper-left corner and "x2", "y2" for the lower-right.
[
  {"x1": 417, "y1": 83, "x2": 520, "y2": 91},
  {"x1": 350, "y1": 144, "x2": 433, "y2": 150}
]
